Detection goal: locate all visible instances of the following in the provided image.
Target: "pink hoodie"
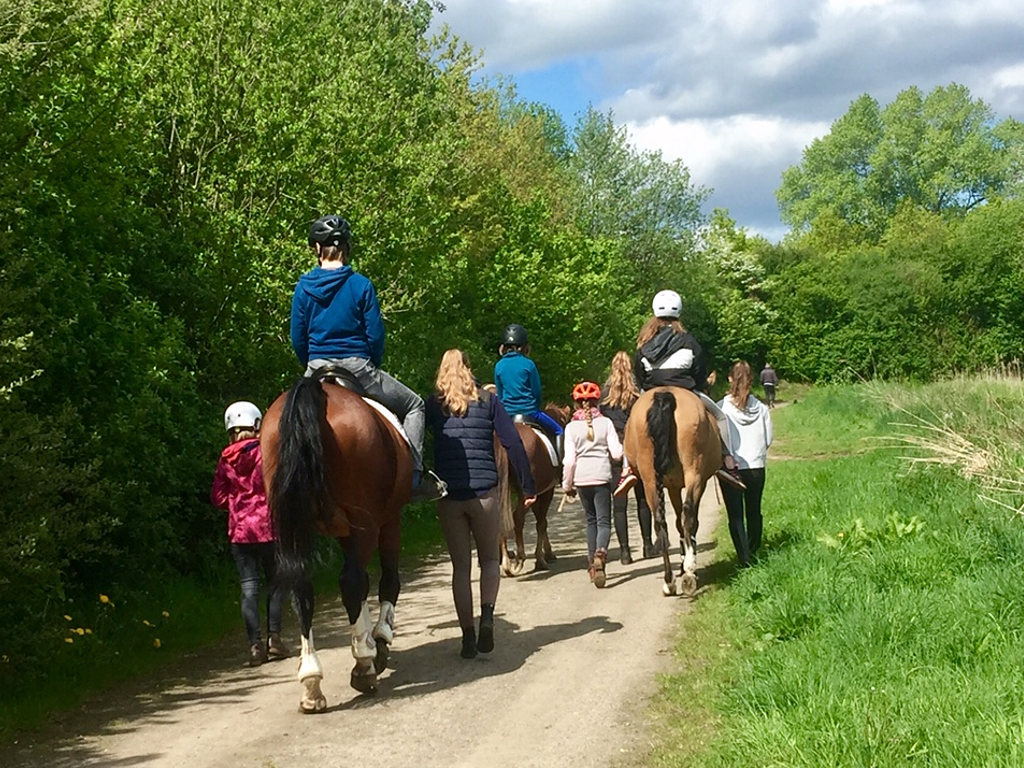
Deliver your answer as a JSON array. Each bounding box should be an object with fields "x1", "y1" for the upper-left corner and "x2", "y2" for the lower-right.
[{"x1": 210, "y1": 438, "x2": 275, "y2": 544}]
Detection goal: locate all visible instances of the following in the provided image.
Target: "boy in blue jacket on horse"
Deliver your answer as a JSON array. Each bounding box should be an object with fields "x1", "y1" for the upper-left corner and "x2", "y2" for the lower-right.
[
  {"x1": 289, "y1": 214, "x2": 445, "y2": 502},
  {"x1": 493, "y1": 323, "x2": 564, "y2": 458}
]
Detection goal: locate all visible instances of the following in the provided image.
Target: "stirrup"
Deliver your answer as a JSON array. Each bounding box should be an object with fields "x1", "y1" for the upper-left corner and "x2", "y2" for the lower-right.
[{"x1": 410, "y1": 470, "x2": 448, "y2": 502}]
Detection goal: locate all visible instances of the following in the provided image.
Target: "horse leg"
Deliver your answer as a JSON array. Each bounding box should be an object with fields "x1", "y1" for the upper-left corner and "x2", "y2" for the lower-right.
[
  {"x1": 339, "y1": 540, "x2": 377, "y2": 694},
  {"x1": 371, "y1": 517, "x2": 401, "y2": 674},
  {"x1": 292, "y1": 577, "x2": 327, "y2": 713},
  {"x1": 504, "y1": 502, "x2": 528, "y2": 576},
  {"x1": 649, "y1": 480, "x2": 676, "y2": 596},
  {"x1": 674, "y1": 485, "x2": 702, "y2": 596},
  {"x1": 533, "y1": 488, "x2": 556, "y2": 569}
]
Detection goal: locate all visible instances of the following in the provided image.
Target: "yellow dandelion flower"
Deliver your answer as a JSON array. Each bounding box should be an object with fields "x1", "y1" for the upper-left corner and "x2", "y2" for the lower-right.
[
  {"x1": 85, "y1": 628, "x2": 93, "y2": 635},
  {"x1": 64, "y1": 614, "x2": 72, "y2": 621},
  {"x1": 162, "y1": 611, "x2": 170, "y2": 618},
  {"x1": 64, "y1": 637, "x2": 74, "y2": 644},
  {"x1": 2, "y1": 654, "x2": 9, "y2": 663},
  {"x1": 75, "y1": 627, "x2": 85, "y2": 636},
  {"x1": 99, "y1": 594, "x2": 110, "y2": 604},
  {"x1": 153, "y1": 638, "x2": 162, "y2": 649},
  {"x1": 142, "y1": 619, "x2": 152, "y2": 627}
]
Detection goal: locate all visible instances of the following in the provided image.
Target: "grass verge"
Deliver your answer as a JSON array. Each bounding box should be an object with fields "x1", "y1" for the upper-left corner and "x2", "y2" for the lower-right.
[{"x1": 650, "y1": 377, "x2": 1024, "y2": 767}]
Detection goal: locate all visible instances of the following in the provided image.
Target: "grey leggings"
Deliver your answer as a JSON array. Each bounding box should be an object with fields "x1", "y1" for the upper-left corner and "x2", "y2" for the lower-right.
[
  {"x1": 437, "y1": 487, "x2": 501, "y2": 630},
  {"x1": 306, "y1": 356, "x2": 425, "y2": 470},
  {"x1": 231, "y1": 542, "x2": 284, "y2": 646}
]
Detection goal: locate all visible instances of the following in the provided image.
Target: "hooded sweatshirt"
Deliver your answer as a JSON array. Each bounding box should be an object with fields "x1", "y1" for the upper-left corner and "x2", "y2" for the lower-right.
[
  {"x1": 634, "y1": 325, "x2": 707, "y2": 391},
  {"x1": 290, "y1": 265, "x2": 384, "y2": 367},
  {"x1": 211, "y1": 438, "x2": 274, "y2": 543},
  {"x1": 717, "y1": 394, "x2": 773, "y2": 470}
]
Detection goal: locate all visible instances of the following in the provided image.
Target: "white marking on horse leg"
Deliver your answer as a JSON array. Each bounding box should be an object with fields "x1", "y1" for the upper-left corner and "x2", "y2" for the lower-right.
[
  {"x1": 351, "y1": 601, "x2": 375, "y2": 661},
  {"x1": 683, "y1": 539, "x2": 697, "y2": 575},
  {"x1": 297, "y1": 628, "x2": 324, "y2": 683},
  {"x1": 372, "y1": 600, "x2": 395, "y2": 644}
]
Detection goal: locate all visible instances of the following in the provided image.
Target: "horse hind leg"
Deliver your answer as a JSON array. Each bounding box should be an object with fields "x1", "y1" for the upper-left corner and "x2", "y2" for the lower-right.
[
  {"x1": 293, "y1": 578, "x2": 327, "y2": 713},
  {"x1": 349, "y1": 601, "x2": 378, "y2": 693},
  {"x1": 675, "y1": 486, "x2": 701, "y2": 597},
  {"x1": 532, "y1": 489, "x2": 555, "y2": 570},
  {"x1": 371, "y1": 523, "x2": 401, "y2": 674}
]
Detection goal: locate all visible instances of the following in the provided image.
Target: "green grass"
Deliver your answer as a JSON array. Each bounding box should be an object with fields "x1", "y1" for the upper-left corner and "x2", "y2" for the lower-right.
[
  {"x1": 652, "y1": 378, "x2": 1024, "y2": 767},
  {"x1": 0, "y1": 501, "x2": 445, "y2": 741}
]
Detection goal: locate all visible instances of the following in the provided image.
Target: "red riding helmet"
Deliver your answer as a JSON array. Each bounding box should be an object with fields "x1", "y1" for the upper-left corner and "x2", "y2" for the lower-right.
[{"x1": 572, "y1": 381, "x2": 601, "y2": 402}]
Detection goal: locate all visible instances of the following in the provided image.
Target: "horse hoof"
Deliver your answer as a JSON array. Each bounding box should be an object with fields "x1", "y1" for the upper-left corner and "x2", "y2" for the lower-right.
[
  {"x1": 373, "y1": 638, "x2": 389, "y2": 674},
  {"x1": 534, "y1": 558, "x2": 549, "y2": 571},
  {"x1": 350, "y1": 667, "x2": 378, "y2": 694},
  {"x1": 680, "y1": 573, "x2": 698, "y2": 596},
  {"x1": 662, "y1": 581, "x2": 677, "y2": 597},
  {"x1": 299, "y1": 697, "x2": 328, "y2": 714}
]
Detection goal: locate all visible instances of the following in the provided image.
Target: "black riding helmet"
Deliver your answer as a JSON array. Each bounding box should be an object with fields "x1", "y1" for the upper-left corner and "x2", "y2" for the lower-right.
[
  {"x1": 308, "y1": 215, "x2": 352, "y2": 250},
  {"x1": 502, "y1": 324, "x2": 528, "y2": 347}
]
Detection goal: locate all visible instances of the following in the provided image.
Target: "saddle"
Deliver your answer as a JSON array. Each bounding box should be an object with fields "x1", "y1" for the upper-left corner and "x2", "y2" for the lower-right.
[
  {"x1": 511, "y1": 414, "x2": 559, "y2": 467},
  {"x1": 312, "y1": 365, "x2": 410, "y2": 446}
]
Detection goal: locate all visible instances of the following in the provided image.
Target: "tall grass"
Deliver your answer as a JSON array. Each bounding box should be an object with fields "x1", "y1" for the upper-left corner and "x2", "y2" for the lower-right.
[{"x1": 652, "y1": 377, "x2": 1024, "y2": 767}]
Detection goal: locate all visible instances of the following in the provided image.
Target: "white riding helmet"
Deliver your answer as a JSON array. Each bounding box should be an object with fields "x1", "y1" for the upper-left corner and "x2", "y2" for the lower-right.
[
  {"x1": 652, "y1": 289, "x2": 682, "y2": 319},
  {"x1": 224, "y1": 401, "x2": 262, "y2": 432}
]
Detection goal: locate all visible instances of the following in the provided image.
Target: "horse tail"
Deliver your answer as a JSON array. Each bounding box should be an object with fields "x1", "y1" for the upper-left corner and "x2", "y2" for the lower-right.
[
  {"x1": 495, "y1": 436, "x2": 514, "y2": 540},
  {"x1": 647, "y1": 391, "x2": 678, "y2": 481},
  {"x1": 270, "y1": 376, "x2": 328, "y2": 587}
]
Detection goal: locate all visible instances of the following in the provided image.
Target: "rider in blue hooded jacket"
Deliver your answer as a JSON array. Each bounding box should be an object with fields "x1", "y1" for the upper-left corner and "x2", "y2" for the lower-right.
[
  {"x1": 493, "y1": 324, "x2": 564, "y2": 458},
  {"x1": 290, "y1": 215, "x2": 444, "y2": 501}
]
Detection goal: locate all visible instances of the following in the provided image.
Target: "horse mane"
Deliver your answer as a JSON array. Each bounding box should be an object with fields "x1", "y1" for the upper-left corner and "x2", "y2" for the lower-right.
[{"x1": 543, "y1": 402, "x2": 570, "y2": 426}]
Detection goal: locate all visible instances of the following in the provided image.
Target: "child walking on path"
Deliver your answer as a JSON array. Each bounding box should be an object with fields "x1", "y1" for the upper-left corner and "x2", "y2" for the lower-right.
[
  {"x1": 561, "y1": 381, "x2": 623, "y2": 588},
  {"x1": 601, "y1": 351, "x2": 654, "y2": 564},
  {"x1": 211, "y1": 401, "x2": 290, "y2": 667},
  {"x1": 717, "y1": 362, "x2": 774, "y2": 566}
]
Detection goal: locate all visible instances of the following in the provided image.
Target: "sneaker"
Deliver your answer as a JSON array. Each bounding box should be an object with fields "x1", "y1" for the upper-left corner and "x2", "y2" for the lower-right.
[
  {"x1": 592, "y1": 549, "x2": 607, "y2": 589},
  {"x1": 716, "y1": 466, "x2": 747, "y2": 491},
  {"x1": 267, "y1": 632, "x2": 290, "y2": 660},
  {"x1": 613, "y1": 472, "x2": 638, "y2": 498},
  {"x1": 248, "y1": 642, "x2": 267, "y2": 667}
]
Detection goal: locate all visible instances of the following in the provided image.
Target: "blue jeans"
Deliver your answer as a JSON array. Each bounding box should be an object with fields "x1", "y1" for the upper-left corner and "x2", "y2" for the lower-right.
[
  {"x1": 306, "y1": 356, "x2": 425, "y2": 470},
  {"x1": 578, "y1": 484, "x2": 612, "y2": 559},
  {"x1": 530, "y1": 409, "x2": 564, "y2": 436},
  {"x1": 231, "y1": 542, "x2": 285, "y2": 646}
]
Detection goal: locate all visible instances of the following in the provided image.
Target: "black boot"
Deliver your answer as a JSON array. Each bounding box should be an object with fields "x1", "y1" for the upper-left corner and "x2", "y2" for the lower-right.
[
  {"x1": 477, "y1": 603, "x2": 495, "y2": 653},
  {"x1": 620, "y1": 545, "x2": 633, "y2": 565},
  {"x1": 460, "y1": 626, "x2": 477, "y2": 659}
]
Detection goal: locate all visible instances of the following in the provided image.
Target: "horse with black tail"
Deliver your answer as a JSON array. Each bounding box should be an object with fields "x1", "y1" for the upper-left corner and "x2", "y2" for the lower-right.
[
  {"x1": 624, "y1": 387, "x2": 721, "y2": 596},
  {"x1": 261, "y1": 369, "x2": 413, "y2": 712}
]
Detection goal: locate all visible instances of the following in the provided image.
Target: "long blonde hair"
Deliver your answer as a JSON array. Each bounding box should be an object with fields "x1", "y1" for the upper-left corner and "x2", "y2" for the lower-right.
[
  {"x1": 434, "y1": 349, "x2": 479, "y2": 416},
  {"x1": 636, "y1": 316, "x2": 684, "y2": 348},
  {"x1": 727, "y1": 361, "x2": 753, "y2": 409},
  {"x1": 602, "y1": 350, "x2": 640, "y2": 409}
]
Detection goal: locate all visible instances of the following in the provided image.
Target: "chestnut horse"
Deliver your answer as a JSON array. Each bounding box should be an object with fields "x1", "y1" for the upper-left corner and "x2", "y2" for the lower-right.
[
  {"x1": 624, "y1": 387, "x2": 721, "y2": 596},
  {"x1": 498, "y1": 404, "x2": 569, "y2": 576},
  {"x1": 261, "y1": 370, "x2": 413, "y2": 712}
]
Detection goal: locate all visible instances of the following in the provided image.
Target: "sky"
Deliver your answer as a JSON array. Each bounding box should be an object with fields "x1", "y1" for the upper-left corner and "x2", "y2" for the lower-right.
[{"x1": 428, "y1": 0, "x2": 1024, "y2": 241}]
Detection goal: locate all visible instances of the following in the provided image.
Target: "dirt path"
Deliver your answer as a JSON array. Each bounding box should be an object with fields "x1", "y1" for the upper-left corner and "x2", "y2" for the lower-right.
[{"x1": 5, "y1": 488, "x2": 725, "y2": 768}]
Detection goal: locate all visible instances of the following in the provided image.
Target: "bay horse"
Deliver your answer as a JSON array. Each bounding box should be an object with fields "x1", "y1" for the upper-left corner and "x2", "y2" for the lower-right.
[
  {"x1": 624, "y1": 387, "x2": 721, "y2": 596},
  {"x1": 260, "y1": 370, "x2": 413, "y2": 712},
  {"x1": 498, "y1": 404, "x2": 569, "y2": 576}
]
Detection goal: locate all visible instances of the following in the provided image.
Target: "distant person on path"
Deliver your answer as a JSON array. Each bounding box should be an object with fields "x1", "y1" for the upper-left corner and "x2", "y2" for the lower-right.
[
  {"x1": 634, "y1": 289, "x2": 745, "y2": 491},
  {"x1": 493, "y1": 323, "x2": 564, "y2": 458},
  {"x1": 562, "y1": 381, "x2": 623, "y2": 588},
  {"x1": 289, "y1": 214, "x2": 444, "y2": 501},
  {"x1": 426, "y1": 349, "x2": 536, "y2": 659},
  {"x1": 211, "y1": 401, "x2": 290, "y2": 667},
  {"x1": 760, "y1": 363, "x2": 779, "y2": 408},
  {"x1": 718, "y1": 362, "x2": 773, "y2": 566},
  {"x1": 601, "y1": 350, "x2": 655, "y2": 563}
]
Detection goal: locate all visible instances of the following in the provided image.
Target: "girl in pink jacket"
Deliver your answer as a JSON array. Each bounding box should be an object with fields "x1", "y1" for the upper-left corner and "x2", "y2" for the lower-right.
[
  {"x1": 561, "y1": 382, "x2": 623, "y2": 588},
  {"x1": 211, "y1": 401, "x2": 290, "y2": 667}
]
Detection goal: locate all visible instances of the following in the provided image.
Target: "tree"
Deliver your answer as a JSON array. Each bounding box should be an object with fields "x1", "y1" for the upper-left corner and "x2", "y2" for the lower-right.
[{"x1": 778, "y1": 84, "x2": 1024, "y2": 244}]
